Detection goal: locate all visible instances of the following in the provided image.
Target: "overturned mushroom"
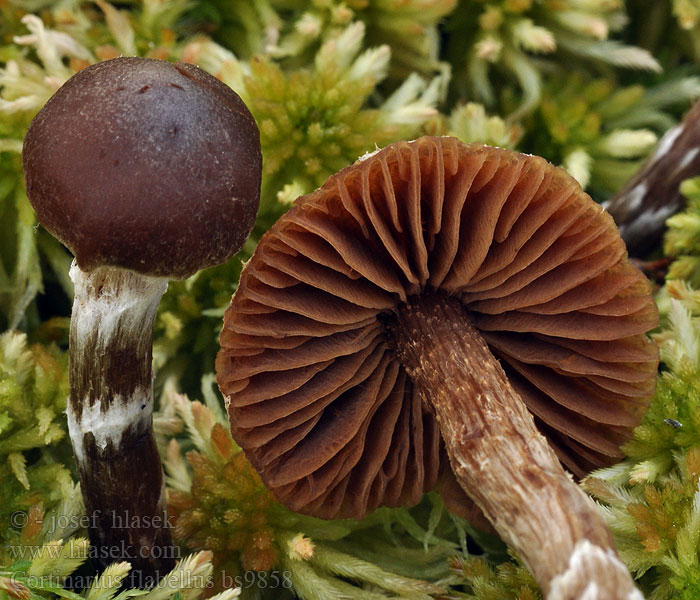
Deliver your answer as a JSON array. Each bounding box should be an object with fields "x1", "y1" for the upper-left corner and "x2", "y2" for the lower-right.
[
  {"x1": 23, "y1": 57, "x2": 261, "y2": 581},
  {"x1": 217, "y1": 137, "x2": 658, "y2": 598}
]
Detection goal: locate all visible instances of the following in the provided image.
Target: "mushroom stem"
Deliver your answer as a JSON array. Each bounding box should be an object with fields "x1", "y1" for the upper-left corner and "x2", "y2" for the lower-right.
[
  {"x1": 605, "y1": 98, "x2": 700, "y2": 257},
  {"x1": 387, "y1": 292, "x2": 641, "y2": 600},
  {"x1": 66, "y1": 262, "x2": 175, "y2": 582}
]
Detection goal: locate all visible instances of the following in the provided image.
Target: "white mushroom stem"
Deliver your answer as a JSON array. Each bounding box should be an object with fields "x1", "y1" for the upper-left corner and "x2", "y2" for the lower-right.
[
  {"x1": 67, "y1": 262, "x2": 175, "y2": 581},
  {"x1": 388, "y1": 293, "x2": 641, "y2": 599},
  {"x1": 549, "y1": 541, "x2": 643, "y2": 600}
]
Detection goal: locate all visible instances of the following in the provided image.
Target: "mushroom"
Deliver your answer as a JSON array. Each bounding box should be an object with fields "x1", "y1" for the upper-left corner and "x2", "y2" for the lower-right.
[
  {"x1": 216, "y1": 137, "x2": 658, "y2": 598},
  {"x1": 605, "y1": 98, "x2": 700, "y2": 256},
  {"x1": 22, "y1": 57, "x2": 261, "y2": 581}
]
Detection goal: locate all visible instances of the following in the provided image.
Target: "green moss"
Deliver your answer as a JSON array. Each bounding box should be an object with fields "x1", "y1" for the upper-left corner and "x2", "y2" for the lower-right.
[
  {"x1": 443, "y1": 0, "x2": 660, "y2": 121},
  {"x1": 5, "y1": 3, "x2": 700, "y2": 599},
  {"x1": 239, "y1": 21, "x2": 447, "y2": 217},
  {"x1": 523, "y1": 74, "x2": 700, "y2": 193},
  {"x1": 582, "y1": 276, "x2": 700, "y2": 599},
  {"x1": 448, "y1": 554, "x2": 541, "y2": 600},
  {"x1": 664, "y1": 178, "x2": 700, "y2": 287},
  {"x1": 186, "y1": 0, "x2": 456, "y2": 79},
  {"x1": 160, "y1": 385, "x2": 458, "y2": 600}
]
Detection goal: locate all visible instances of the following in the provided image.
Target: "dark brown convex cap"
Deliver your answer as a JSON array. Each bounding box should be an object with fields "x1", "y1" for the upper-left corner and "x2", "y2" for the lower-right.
[
  {"x1": 22, "y1": 57, "x2": 261, "y2": 279},
  {"x1": 216, "y1": 136, "x2": 659, "y2": 520}
]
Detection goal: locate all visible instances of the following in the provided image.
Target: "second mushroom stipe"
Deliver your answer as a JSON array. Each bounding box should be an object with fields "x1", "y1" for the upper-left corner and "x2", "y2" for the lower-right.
[{"x1": 216, "y1": 136, "x2": 659, "y2": 599}]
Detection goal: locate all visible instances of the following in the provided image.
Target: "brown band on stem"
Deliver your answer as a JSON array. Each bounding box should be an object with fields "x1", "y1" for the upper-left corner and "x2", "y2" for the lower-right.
[
  {"x1": 76, "y1": 429, "x2": 174, "y2": 583},
  {"x1": 386, "y1": 291, "x2": 633, "y2": 596}
]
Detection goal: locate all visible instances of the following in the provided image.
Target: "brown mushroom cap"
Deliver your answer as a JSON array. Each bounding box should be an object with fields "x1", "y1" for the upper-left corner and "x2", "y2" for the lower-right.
[
  {"x1": 216, "y1": 136, "x2": 659, "y2": 520},
  {"x1": 23, "y1": 57, "x2": 261, "y2": 279}
]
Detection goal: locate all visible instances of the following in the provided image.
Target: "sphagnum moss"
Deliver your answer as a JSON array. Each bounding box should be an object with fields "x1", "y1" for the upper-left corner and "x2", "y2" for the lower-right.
[{"x1": 5, "y1": 1, "x2": 700, "y2": 599}]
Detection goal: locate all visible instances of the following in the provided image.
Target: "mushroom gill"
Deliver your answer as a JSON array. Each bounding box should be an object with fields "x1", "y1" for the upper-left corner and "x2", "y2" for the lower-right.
[{"x1": 216, "y1": 136, "x2": 658, "y2": 521}]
